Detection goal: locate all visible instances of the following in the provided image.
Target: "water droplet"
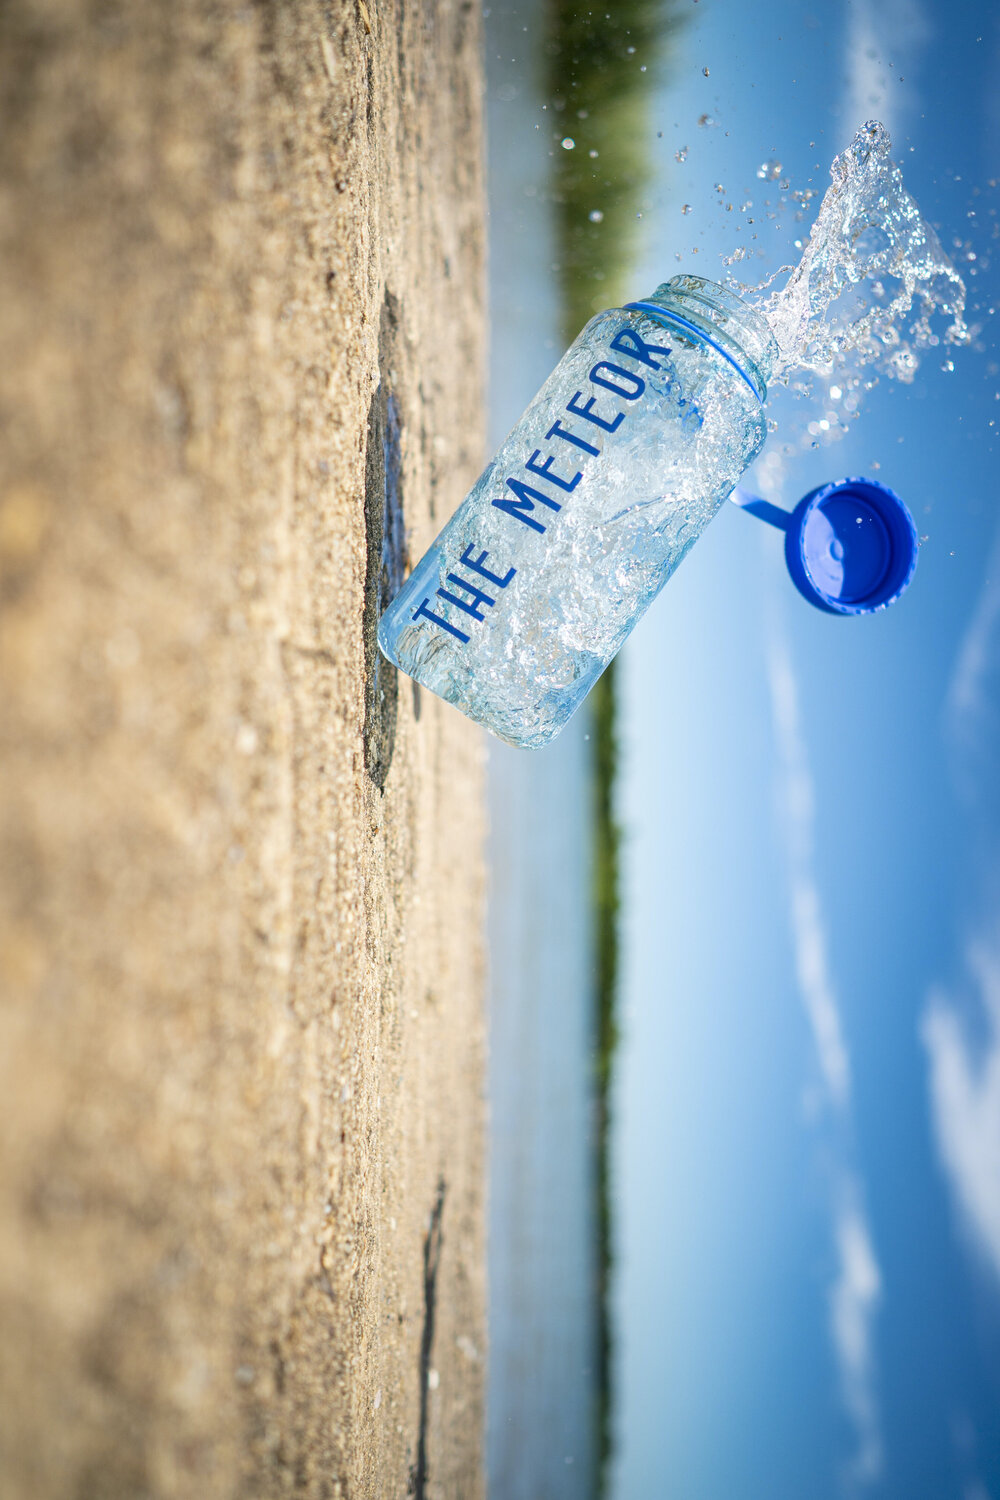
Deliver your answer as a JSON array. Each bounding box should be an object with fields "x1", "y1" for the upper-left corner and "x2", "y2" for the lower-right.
[
  {"x1": 675, "y1": 146, "x2": 689, "y2": 163},
  {"x1": 589, "y1": 210, "x2": 604, "y2": 223},
  {"x1": 941, "y1": 359, "x2": 955, "y2": 372},
  {"x1": 702, "y1": 66, "x2": 709, "y2": 76},
  {"x1": 681, "y1": 204, "x2": 691, "y2": 215},
  {"x1": 561, "y1": 137, "x2": 575, "y2": 150},
  {"x1": 588, "y1": 149, "x2": 599, "y2": 159}
]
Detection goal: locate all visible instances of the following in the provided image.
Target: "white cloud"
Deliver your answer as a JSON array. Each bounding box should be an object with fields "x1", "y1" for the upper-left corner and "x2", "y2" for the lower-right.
[
  {"x1": 945, "y1": 522, "x2": 1000, "y2": 808},
  {"x1": 923, "y1": 516, "x2": 1000, "y2": 1286},
  {"x1": 947, "y1": 575, "x2": 1000, "y2": 732},
  {"x1": 766, "y1": 622, "x2": 882, "y2": 1484},
  {"x1": 768, "y1": 634, "x2": 851, "y2": 1111},
  {"x1": 922, "y1": 940, "x2": 1000, "y2": 1283},
  {"x1": 831, "y1": 1185, "x2": 884, "y2": 1486},
  {"x1": 965, "y1": 1483, "x2": 994, "y2": 1500},
  {"x1": 843, "y1": 0, "x2": 930, "y2": 138}
]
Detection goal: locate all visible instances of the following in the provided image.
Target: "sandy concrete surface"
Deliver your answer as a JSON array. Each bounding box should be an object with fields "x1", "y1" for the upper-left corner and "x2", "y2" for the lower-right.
[{"x1": 0, "y1": 1, "x2": 487, "y2": 1495}]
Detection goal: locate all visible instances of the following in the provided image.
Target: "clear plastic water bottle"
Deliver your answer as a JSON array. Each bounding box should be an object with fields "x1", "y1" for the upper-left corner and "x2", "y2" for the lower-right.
[{"x1": 378, "y1": 275, "x2": 778, "y2": 748}]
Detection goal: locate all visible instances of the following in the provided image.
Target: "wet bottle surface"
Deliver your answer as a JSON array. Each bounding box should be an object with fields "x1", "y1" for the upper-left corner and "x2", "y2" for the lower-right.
[{"x1": 378, "y1": 275, "x2": 778, "y2": 748}]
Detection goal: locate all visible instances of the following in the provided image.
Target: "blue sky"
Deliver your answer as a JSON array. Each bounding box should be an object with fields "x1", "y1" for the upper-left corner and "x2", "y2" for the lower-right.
[{"x1": 610, "y1": 2, "x2": 1000, "y2": 1498}]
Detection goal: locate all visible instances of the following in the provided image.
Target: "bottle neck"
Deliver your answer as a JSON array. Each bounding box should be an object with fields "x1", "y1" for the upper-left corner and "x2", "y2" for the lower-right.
[{"x1": 627, "y1": 275, "x2": 777, "y2": 402}]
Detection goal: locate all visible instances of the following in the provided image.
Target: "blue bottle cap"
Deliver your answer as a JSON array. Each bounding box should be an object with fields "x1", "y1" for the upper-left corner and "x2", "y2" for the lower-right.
[
  {"x1": 784, "y1": 477, "x2": 918, "y2": 614},
  {"x1": 732, "y1": 476, "x2": 919, "y2": 615}
]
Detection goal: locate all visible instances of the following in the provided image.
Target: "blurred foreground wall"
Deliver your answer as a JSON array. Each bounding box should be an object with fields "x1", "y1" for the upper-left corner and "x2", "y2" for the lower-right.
[{"x1": 0, "y1": 2, "x2": 486, "y2": 1495}]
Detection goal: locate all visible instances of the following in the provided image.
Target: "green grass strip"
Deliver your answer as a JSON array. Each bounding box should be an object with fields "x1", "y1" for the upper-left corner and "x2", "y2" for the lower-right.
[{"x1": 542, "y1": 2, "x2": 686, "y2": 1488}]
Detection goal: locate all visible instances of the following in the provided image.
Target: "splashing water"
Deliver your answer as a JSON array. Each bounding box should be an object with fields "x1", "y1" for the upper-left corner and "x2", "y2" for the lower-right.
[{"x1": 740, "y1": 121, "x2": 968, "y2": 386}]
